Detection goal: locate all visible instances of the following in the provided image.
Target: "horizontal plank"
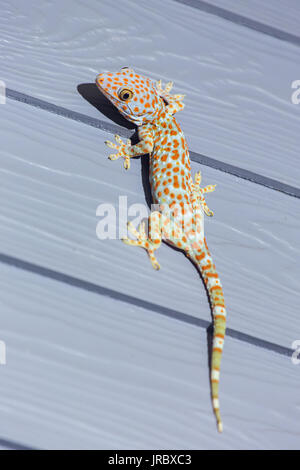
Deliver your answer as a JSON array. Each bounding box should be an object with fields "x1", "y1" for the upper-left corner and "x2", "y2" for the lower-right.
[
  {"x1": 6, "y1": 87, "x2": 300, "y2": 200},
  {"x1": 198, "y1": 0, "x2": 300, "y2": 38},
  {"x1": 0, "y1": 99, "x2": 299, "y2": 350},
  {"x1": 0, "y1": 0, "x2": 300, "y2": 186},
  {"x1": 1, "y1": 262, "x2": 299, "y2": 449}
]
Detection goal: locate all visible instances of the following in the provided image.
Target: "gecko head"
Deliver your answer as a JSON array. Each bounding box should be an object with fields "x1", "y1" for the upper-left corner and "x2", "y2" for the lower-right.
[{"x1": 96, "y1": 67, "x2": 164, "y2": 126}]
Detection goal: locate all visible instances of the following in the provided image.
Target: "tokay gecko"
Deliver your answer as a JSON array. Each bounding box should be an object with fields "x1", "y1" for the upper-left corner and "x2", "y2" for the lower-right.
[{"x1": 96, "y1": 67, "x2": 227, "y2": 433}]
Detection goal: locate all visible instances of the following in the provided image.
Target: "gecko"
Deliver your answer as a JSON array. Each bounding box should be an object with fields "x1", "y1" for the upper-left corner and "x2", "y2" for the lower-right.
[{"x1": 96, "y1": 67, "x2": 227, "y2": 433}]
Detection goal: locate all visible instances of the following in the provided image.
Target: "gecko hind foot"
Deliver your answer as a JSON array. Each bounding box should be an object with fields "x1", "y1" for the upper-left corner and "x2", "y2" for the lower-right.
[
  {"x1": 194, "y1": 171, "x2": 216, "y2": 217},
  {"x1": 122, "y1": 221, "x2": 161, "y2": 270}
]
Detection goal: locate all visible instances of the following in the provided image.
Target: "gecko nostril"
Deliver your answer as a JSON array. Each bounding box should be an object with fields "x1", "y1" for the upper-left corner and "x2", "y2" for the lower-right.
[{"x1": 96, "y1": 74, "x2": 105, "y2": 84}]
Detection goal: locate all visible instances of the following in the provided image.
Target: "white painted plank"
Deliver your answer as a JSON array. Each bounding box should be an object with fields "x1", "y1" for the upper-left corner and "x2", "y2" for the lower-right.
[
  {"x1": 0, "y1": 0, "x2": 300, "y2": 186},
  {"x1": 0, "y1": 99, "x2": 299, "y2": 350},
  {"x1": 0, "y1": 262, "x2": 299, "y2": 449},
  {"x1": 202, "y1": 0, "x2": 300, "y2": 37}
]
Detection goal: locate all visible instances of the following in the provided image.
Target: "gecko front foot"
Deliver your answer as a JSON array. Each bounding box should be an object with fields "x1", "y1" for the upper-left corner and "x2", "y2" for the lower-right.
[
  {"x1": 122, "y1": 221, "x2": 161, "y2": 270},
  {"x1": 105, "y1": 134, "x2": 132, "y2": 170},
  {"x1": 156, "y1": 80, "x2": 185, "y2": 112},
  {"x1": 156, "y1": 79, "x2": 174, "y2": 95},
  {"x1": 194, "y1": 171, "x2": 216, "y2": 217}
]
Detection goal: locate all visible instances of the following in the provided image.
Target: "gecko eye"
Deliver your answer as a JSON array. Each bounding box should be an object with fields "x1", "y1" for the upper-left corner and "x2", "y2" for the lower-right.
[{"x1": 118, "y1": 88, "x2": 133, "y2": 101}]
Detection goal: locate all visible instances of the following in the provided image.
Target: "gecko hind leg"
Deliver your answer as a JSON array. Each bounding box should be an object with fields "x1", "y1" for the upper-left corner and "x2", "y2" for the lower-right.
[
  {"x1": 194, "y1": 171, "x2": 216, "y2": 217},
  {"x1": 122, "y1": 212, "x2": 163, "y2": 270}
]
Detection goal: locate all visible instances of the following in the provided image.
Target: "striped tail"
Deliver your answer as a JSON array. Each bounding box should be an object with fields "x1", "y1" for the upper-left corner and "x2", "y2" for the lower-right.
[{"x1": 192, "y1": 237, "x2": 227, "y2": 433}]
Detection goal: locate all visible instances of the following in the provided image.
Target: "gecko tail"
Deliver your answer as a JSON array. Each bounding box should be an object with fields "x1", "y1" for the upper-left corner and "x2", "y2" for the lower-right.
[{"x1": 192, "y1": 237, "x2": 227, "y2": 433}]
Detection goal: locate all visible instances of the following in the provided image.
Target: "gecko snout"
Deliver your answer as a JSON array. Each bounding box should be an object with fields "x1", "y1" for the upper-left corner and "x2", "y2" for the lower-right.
[{"x1": 96, "y1": 73, "x2": 105, "y2": 88}]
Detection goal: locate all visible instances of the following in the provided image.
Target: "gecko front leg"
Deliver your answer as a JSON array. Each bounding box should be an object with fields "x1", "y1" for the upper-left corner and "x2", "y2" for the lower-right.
[
  {"x1": 156, "y1": 80, "x2": 185, "y2": 114},
  {"x1": 105, "y1": 135, "x2": 132, "y2": 170},
  {"x1": 105, "y1": 127, "x2": 154, "y2": 170}
]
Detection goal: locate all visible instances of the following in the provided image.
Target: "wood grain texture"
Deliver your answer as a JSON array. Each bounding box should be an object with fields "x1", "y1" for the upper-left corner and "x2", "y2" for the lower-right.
[
  {"x1": 0, "y1": 0, "x2": 300, "y2": 186},
  {"x1": 0, "y1": 0, "x2": 299, "y2": 449},
  {"x1": 0, "y1": 100, "x2": 299, "y2": 348},
  {"x1": 1, "y1": 261, "x2": 300, "y2": 449},
  {"x1": 202, "y1": 0, "x2": 300, "y2": 37}
]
